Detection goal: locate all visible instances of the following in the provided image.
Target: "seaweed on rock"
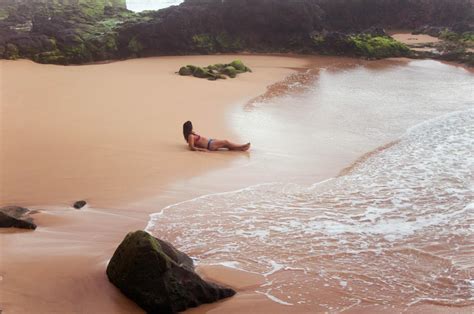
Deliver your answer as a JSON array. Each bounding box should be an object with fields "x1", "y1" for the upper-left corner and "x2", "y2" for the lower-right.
[{"x1": 178, "y1": 60, "x2": 251, "y2": 80}]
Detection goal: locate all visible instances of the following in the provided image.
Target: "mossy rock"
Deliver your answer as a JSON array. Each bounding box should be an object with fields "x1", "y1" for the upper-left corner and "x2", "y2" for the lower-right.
[
  {"x1": 4, "y1": 43, "x2": 20, "y2": 60},
  {"x1": 177, "y1": 61, "x2": 251, "y2": 80},
  {"x1": 179, "y1": 66, "x2": 193, "y2": 76},
  {"x1": 186, "y1": 65, "x2": 198, "y2": 72},
  {"x1": 206, "y1": 63, "x2": 225, "y2": 72},
  {"x1": 349, "y1": 35, "x2": 410, "y2": 59},
  {"x1": 222, "y1": 65, "x2": 238, "y2": 78},
  {"x1": 193, "y1": 66, "x2": 215, "y2": 79},
  {"x1": 106, "y1": 231, "x2": 235, "y2": 313},
  {"x1": 33, "y1": 50, "x2": 67, "y2": 64},
  {"x1": 229, "y1": 60, "x2": 251, "y2": 72}
]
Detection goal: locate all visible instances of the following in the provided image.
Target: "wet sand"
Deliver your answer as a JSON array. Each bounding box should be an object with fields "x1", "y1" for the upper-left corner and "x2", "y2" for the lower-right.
[
  {"x1": 391, "y1": 33, "x2": 440, "y2": 46},
  {"x1": 1, "y1": 55, "x2": 310, "y2": 208},
  {"x1": 1, "y1": 55, "x2": 473, "y2": 314},
  {"x1": 0, "y1": 54, "x2": 311, "y2": 313}
]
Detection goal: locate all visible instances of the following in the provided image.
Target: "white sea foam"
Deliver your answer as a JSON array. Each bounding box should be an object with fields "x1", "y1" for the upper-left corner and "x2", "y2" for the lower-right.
[{"x1": 149, "y1": 109, "x2": 474, "y2": 309}]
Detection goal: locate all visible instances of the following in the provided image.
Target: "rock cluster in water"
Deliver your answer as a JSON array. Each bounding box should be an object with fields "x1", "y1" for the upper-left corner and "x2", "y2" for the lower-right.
[
  {"x1": 0, "y1": 206, "x2": 37, "y2": 229},
  {"x1": 106, "y1": 230, "x2": 235, "y2": 313},
  {"x1": 178, "y1": 59, "x2": 252, "y2": 80},
  {"x1": 0, "y1": 0, "x2": 472, "y2": 65}
]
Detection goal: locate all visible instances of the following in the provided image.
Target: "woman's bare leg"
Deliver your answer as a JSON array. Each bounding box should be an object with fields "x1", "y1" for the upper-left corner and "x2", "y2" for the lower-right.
[{"x1": 210, "y1": 140, "x2": 250, "y2": 151}]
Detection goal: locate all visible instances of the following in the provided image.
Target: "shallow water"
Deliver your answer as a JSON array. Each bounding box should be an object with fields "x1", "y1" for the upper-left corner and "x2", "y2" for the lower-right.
[{"x1": 148, "y1": 60, "x2": 474, "y2": 311}]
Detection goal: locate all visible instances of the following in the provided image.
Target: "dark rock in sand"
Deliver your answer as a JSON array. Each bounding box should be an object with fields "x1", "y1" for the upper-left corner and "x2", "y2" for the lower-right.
[
  {"x1": 178, "y1": 66, "x2": 193, "y2": 76},
  {"x1": 73, "y1": 200, "x2": 87, "y2": 209},
  {"x1": 0, "y1": 206, "x2": 37, "y2": 229},
  {"x1": 106, "y1": 230, "x2": 235, "y2": 314}
]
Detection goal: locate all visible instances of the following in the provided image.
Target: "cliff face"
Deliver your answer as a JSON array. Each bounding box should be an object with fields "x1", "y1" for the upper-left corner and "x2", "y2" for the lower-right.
[
  {"x1": 0, "y1": 0, "x2": 127, "y2": 19},
  {"x1": 115, "y1": 0, "x2": 472, "y2": 58},
  {"x1": 0, "y1": 0, "x2": 130, "y2": 63},
  {"x1": 318, "y1": 0, "x2": 473, "y2": 30},
  {"x1": 0, "y1": 0, "x2": 472, "y2": 64}
]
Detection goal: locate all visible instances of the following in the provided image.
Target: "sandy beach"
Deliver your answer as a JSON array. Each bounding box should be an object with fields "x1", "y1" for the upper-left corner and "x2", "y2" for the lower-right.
[
  {"x1": 0, "y1": 54, "x2": 312, "y2": 313},
  {"x1": 2, "y1": 54, "x2": 473, "y2": 314}
]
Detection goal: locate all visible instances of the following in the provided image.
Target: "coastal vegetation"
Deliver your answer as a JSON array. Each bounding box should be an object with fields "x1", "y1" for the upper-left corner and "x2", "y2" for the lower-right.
[
  {"x1": 178, "y1": 60, "x2": 252, "y2": 80},
  {"x1": 310, "y1": 30, "x2": 410, "y2": 59},
  {"x1": 0, "y1": 0, "x2": 472, "y2": 65},
  {"x1": 349, "y1": 35, "x2": 410, "y2": 59}
]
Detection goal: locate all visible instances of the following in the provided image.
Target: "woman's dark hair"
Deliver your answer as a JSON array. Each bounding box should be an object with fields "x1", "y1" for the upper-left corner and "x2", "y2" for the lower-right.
[{"x1": 183, "y1": 121, "x2": 193, "y2": 142}]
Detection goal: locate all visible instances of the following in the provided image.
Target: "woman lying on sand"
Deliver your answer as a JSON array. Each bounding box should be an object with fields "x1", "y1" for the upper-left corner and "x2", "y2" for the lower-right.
[{"x1": 183, "y1": 121, "x2": 251, "y2": 152}]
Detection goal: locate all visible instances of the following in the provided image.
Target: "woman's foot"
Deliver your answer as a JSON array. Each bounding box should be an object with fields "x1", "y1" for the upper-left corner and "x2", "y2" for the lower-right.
[{"x1": 240, "y1": 143, "x2": 251, "y2": 151}]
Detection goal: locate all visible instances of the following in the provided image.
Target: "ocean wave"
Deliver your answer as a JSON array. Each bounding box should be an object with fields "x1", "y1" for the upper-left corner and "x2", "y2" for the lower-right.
[{"x1": 148, "y1": 109, "x2": 474, "y2": 309}]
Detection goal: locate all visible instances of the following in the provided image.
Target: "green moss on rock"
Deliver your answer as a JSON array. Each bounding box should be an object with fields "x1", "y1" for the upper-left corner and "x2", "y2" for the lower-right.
[
  {"x1": 193, "y1": 66, "x2": 216, "y2": 79},
  {"x1": 0, "y1": 8, "x2": 9, "y2": 20},
  {"x1": 5, "y1": 43, "x2": 19, "y2": 60},
  {"x1": 179, "y1": 66, "x2": 193, "y2": 76},
  {"x1": 223, "y1": 65, "x2": 237, "y2": 78},
  {"x1": 349, "y1": 35, "x2": 410, "y2": 59},
  {"x1": 33, "y1": 50, "x2": 67, "y2": 64},
  {"x1": 229, "y1": 59, "x2": 251, "y2": 72},
  {"x1": 178, "y1": 60, "x2": 252, "y2": 80},
  {"x1": 106, "y1": 230, "x2": 235, "y2": 313}
]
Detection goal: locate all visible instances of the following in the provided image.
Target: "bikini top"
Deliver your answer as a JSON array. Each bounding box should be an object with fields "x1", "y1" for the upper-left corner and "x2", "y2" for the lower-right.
[{"x1": 192, "y1": 133, "x2": 201, "y2": 142}]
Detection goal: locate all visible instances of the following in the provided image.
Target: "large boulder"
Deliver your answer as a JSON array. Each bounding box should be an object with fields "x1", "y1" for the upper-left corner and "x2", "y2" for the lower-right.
[
  {"x1": 0, "y1": 206, "x2": 37, "y2": 229},
  {"x1": 106, "y1": 230, "x2": 235, "y2": 314}
]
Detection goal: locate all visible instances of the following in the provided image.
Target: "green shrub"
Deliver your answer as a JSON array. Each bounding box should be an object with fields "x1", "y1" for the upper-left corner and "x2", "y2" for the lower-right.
[
  {"x1": 0, "y1": 8, "x2": 9, "y2": 20},
  {"x1": 312, "y1": 34, "x2": 325, "y2": 46},
  {"x1": 439, "y1": 29, "x2": 459, "y2": 41},
  {"x1": 192, "y1": 34, "x2": 215, "y2": 53},
  {"x1": 215, "y1": 33, "x2": 243, "y2": 51}
]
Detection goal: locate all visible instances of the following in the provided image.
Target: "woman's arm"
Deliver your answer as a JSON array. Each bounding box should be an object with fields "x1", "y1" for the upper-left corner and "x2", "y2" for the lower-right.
[{"x1": 188, "y1": 135, "x2": 207, "y2": 152}]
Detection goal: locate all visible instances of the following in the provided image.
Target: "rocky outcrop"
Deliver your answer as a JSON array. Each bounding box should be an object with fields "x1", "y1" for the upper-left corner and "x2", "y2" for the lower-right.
[
  {"x1": 0, "y1": 206, "x2": 37, "y2": 229},
  {"x1": 106, "y1": 230, "x2": 235, "y2": 313},
  {"x1": 0, "y1": 0, "x2": 472, "y2": 65},
  {"x1": 318, "y1": 0, "x2": 474, "y2": 31},
  {"x1": 404, "y1": 27, "x2": 474, "y2": 66},
  {"x1": 310, "y1": 30, "x2": 410, "y2": 58},
  {"x1": 0, "y1": 0, "x2": 130, "y2": 64}
]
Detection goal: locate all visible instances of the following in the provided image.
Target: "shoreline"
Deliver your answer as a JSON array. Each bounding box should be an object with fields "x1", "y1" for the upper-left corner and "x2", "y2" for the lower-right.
[
  {"x1": 0, "y1": 54, "x2": 313, "y2": 313},
  {"x1": 1, "y1": 54, "x2": 473, "y2": 313}
]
